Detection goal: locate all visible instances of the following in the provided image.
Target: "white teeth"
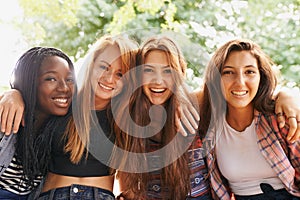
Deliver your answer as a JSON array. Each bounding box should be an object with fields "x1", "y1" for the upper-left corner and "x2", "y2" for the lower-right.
[
  {"x1": 100, "y1": 83, "x2": 113, "y2": 90},
  {"x1": 232, "y1": 91, "x2": 247, "y2": 96},
  {"x1": 150, "y1": 88, "x2": 165, "y2": 93},
  {"x1": 54, "y1": 98, "x2": 67, "y2": 103}
]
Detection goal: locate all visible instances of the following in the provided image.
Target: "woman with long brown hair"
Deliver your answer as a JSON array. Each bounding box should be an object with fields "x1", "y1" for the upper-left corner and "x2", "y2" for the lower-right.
[
  {"x1": 200, "y1": 39, "x2": 300, "y2": 199},
  {"x1": 112, "y1": 35, "x2": 211, "y2": 200}
]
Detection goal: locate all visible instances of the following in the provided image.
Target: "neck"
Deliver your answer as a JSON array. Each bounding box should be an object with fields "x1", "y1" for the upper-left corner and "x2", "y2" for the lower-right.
[
  {"x1": 94, "y1": 99, "x2": 109, "y2": 110},
  {"x1": 226, "y1": 105, "x2": 254, "y2": 132},
  {"x1": 34, "y1": 111, "x2": 49, "y2": 130}
]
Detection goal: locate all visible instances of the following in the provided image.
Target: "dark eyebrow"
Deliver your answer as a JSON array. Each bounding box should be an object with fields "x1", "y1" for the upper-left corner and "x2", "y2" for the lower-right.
[
  {"x1": 223, "y1": 65, "x2": 257, "y2": 69},
  {"x1": 40, "y1": 71, "x2": 73, "y2": 76},
  {"x1": 40, "y1": 70, "x2": 58, "y2": 75}
]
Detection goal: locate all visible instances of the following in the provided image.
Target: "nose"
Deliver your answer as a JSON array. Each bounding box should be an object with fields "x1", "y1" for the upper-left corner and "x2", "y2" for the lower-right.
[
  {"x1": 57, "y1": 80, "x2": 70, "y2": 92},
  {"x1": 103, "y1": 70, "x2": 114, "y2": 83},
  {"x1": 154, "y1": 71, "x2": 163, "y2": 84},
  {"x1": 235, "y1": 73, "x2": 245, "y2": 85}
]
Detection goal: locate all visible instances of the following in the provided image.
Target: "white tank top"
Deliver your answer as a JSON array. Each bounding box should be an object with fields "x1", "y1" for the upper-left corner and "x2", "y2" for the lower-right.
[{"x1": 216, "y1": 118, "x2": 285, "y2": 195}]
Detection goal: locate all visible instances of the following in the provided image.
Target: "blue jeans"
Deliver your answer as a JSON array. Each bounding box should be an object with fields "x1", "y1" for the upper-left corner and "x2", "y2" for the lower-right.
[
  {"x1": 0, "y1": 188, "x2": 29, "y2": 200},
  {"x1": 34, "y1": 184, "x2": 115, "y2": 200},
  {"x1": 235, "y1": 183, "x2": 300, "y2": 200},
  {"x1": 186, "y1": 192, "x2": 212, "y2": 200}
]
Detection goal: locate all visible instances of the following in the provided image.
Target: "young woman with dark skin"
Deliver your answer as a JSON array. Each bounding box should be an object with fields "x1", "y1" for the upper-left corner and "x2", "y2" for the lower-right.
[
  {"x1": 200, "y1": 39, "x2": 300, "y2": 199},
  {"x1": 0, "y1": 47, "x2": 74, "y2": 199}
]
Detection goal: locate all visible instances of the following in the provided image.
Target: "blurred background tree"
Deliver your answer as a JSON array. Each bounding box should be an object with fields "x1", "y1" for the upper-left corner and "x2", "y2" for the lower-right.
[{"x1": 13, "y1": 0, "x2": 300, "y2": 89}]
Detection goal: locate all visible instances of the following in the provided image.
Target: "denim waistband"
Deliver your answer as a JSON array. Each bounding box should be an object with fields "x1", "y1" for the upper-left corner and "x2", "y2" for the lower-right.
[
  {"x1": 36, "y1": 184, "x2": 115, "y2": 200},
  {"x1": 235, "y1": 183, "x2": 296, "y2": 200}
]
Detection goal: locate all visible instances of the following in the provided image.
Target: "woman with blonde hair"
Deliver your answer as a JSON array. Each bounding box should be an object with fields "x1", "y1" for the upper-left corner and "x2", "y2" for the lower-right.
[{"x1": 31, "y1": 34, "x2": 138, "y2": 199}]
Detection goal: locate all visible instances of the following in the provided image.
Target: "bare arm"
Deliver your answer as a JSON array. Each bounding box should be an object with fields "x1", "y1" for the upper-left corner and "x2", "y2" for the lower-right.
[{"x1": 0, "y1": 89, "x2": 24, "y2": 135}]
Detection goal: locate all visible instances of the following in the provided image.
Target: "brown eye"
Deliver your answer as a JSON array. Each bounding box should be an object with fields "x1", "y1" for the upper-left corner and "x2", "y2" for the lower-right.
[
  {"x1": 45, "y1": 77, "x2": 56, "y2": 81},
  {"x1": 116, "y1": 72, "x2": 123, "y2": 77}
]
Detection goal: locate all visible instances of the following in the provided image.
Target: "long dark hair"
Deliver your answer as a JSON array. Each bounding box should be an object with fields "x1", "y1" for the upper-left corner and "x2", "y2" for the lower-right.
[{"x1": 10, "y1": 47, "x2": 74, "y2": 186}]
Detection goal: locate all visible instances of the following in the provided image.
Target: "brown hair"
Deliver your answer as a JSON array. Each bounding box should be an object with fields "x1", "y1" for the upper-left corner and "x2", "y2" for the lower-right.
[
  {"x1": 200, "y1": 38, "x2": 277, "y2": 137},
  {"x1": 113, "y1": 36, "x2": 193, "y2": 199}
]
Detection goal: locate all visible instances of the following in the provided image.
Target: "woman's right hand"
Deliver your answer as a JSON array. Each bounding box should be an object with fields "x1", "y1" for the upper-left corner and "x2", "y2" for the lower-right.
[{"x1": 0, "y1": 89, "x2": 24, "y2": 135}]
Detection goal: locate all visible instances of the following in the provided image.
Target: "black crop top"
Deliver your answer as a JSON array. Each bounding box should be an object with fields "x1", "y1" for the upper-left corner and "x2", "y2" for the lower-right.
[{"x1": 48, "y1": 110, "x2": 115, "y2": 177}]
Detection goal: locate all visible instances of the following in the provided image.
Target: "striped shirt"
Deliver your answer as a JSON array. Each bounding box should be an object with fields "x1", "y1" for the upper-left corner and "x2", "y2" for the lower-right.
[
  {"x1": 146, "y1": 134, "x2": 211, "y2": 199},
  {"x1": 0, "y1": 154, "x2": 42, "y2": 195},
  {"x1": 206, "y1": 110, "x2": 300, "y2": 200}
]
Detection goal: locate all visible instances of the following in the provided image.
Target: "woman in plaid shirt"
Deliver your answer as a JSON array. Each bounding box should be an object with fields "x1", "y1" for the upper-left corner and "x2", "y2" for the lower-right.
[{"x1": 199, "y1": 38, "x2": 300, "y2": 200}]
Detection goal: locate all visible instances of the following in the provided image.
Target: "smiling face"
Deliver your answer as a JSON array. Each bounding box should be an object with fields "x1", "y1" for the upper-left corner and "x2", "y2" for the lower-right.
[
  {"x1": 221, "y1": 50, "x2": 260, "y2": 112},
  {"x1": 37, "y1": 56, "x2": 74, "y2": 120},
  {"x1": 91, "y1": 44, "x2": 124, "y2": 109},
  {"x1": 142, "y1": 50, "x2": 174, "y2": 105}
]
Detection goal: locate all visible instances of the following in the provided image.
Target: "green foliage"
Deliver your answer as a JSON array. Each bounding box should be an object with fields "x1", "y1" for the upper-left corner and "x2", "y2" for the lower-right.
[
  {"x1": 16, "y1": 0, "x2": 300, "y2": 89},
  {"x1": 0, "y1": 85, "x2": 10, "y2": 94}
]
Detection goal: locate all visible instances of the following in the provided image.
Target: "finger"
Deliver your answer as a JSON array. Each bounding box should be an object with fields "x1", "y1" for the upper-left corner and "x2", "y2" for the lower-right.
[
  {"x1": 289, "y1": 128, "x2": 300, "y2": 143},
  {"x1": 0, "y1": 106, "x2": 3, "y2": 131},
  {"x1": 176, "y1": 117, "x2": 187, "y2": 137},
  {"x1": 286, "y1": 116, "x2": 297, "y2": 141},
  {"x1": 275, "y1": 111, "x2": 285, "y2": 128},
  {"x1": 180, "y1": 114, "x2": 196, "y2": 135},
  {"x1": 182, "y1": 107, "x2": 199, "y2": 130},
  {"x1": 175, "y1": 105, "x2": 189, "y2": 136},
  {"x1": 6, "y1": 107, "x2": 19, "y2": 135},
  {"x1": 187, "y1": 103, "x2": 200, "y2": 122},
  {"x1": 289, "y1": 116, "x2": 300, "y2": 142},
  {"x1": 12, "y1": 108, "x2": 23, "y2": 133},
  {"x1": 1, "y1": 107, "x2": 9, "y2": 133}
]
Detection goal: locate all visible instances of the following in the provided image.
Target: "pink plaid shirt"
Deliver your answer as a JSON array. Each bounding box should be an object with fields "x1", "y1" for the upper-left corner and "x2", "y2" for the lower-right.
[{"x1": 206, "y1": 110, "x2": 300, "y2": 200}]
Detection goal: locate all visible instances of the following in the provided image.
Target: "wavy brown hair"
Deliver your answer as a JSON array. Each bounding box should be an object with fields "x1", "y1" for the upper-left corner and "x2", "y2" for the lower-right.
[{"x1": 113, "y1": 36, "x2": 195, "y2": 199}]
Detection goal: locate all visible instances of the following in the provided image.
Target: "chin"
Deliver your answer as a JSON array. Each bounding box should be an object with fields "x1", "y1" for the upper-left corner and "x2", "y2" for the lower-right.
[{"x1": 53, "y1": 110, "x2": 69, "y2": 116}]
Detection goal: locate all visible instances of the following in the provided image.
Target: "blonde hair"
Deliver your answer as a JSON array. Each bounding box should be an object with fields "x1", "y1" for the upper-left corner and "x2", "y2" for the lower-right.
[{"x1": 64, "y1": 34, "x2": 138, "y2": 163}]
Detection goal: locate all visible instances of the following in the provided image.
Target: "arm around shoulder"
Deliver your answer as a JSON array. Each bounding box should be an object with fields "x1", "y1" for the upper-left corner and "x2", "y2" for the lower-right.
[{"x1": 0, "y1": 89, "x2": 24, "y2": 135}]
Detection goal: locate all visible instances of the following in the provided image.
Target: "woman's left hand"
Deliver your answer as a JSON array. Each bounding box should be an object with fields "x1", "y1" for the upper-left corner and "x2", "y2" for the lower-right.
[{"x1": 275, "y1": 89, "x2": 300, "y2": 143}]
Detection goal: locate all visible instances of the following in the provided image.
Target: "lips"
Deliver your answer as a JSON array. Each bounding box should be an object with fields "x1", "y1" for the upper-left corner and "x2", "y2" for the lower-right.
[
  {"x1": 99, "y1": 82, "x2": 114, "y2": 91},
  {"x1": 231, "y1": 90, "x2": 248, "y2": 96},
  {"x1": 150, "y1": 88, "x2": 166, "y2": 93},
  {"x1": 52, "y1": 97, "x2": 70, "y2": 107}
]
